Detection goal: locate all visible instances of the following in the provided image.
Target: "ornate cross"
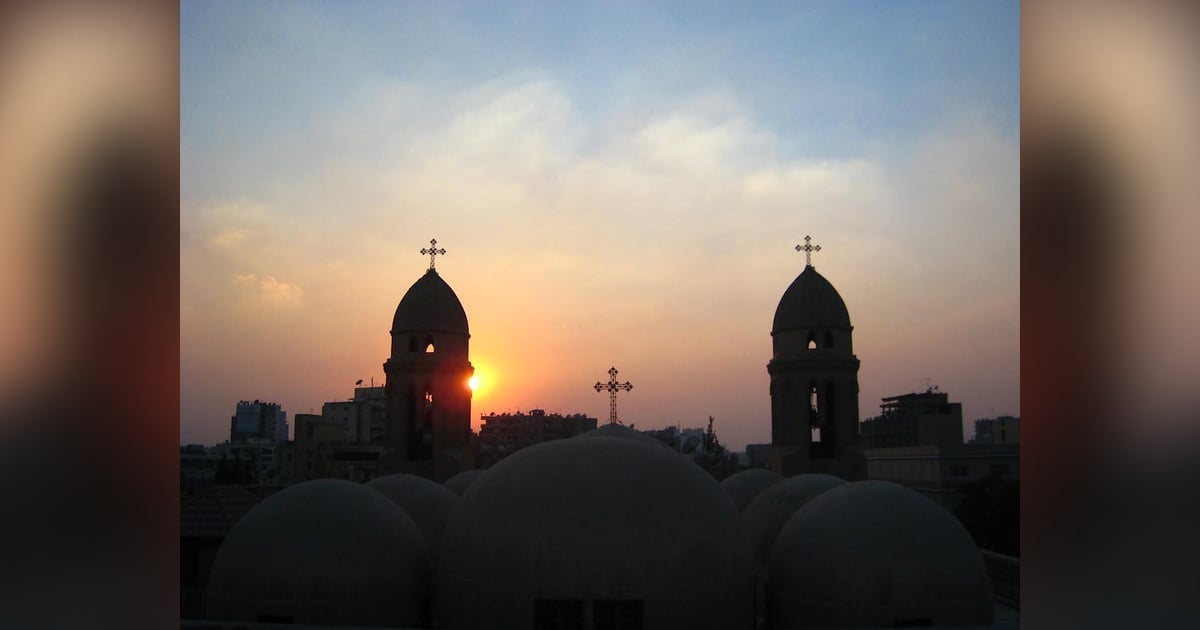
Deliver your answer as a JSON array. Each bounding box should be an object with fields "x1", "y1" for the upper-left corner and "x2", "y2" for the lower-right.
[
  {"x1": 420, "y1": 238, "x2": 446, "y2": 270},
  {"x1": 594, "y1": 366, "x2": 634, "y2": 425},
  {"x1": 795, "y1": 235, "x2": 821, "y2": 267}
]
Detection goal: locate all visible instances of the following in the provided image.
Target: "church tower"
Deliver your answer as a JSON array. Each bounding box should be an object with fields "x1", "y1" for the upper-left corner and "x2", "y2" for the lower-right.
[
  {"x1": 767, "y1": 237, "x2": 866, "y2": 479},
  {"x1": 381, "y1": 240, "x2": 475, "y2": 481}
]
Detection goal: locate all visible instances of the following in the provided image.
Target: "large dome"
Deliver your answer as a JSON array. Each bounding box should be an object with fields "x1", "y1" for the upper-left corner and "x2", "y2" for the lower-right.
[
  {"x1": 768, "y1": 480, "x2": 993, "y2": 628},
  {"x1": 772, "y1": 266, "x2": 851, "y2": 333},
  {"x1": 742, "y1": 473, "x2": 846, "y2": 569},
  {"x1": 206, "y1": 479, "x2": 430, "y2": 627},
  {"x1": 366, "y1": 473, "x2": 459, "y2": 565},
  {"x1": 392, "y1": 269, "x2": 469, "y2": 335},
  {"x1": 438, "y1": 436, "x2": 754, "y2": 629},
  {"x1": 720, "y1": 468, "x2": 784, "y2": 512}
]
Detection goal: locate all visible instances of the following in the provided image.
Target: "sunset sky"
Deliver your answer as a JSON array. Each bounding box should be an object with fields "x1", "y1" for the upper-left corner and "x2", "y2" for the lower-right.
[{"x1": 180, "y1": 1, "x2": 1019, "y2": 450}]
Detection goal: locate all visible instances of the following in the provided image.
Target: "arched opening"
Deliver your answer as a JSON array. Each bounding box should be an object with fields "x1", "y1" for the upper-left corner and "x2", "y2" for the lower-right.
[
  {"x1": 806, "y1": 331, "x2": 817, "y2": 350},
  {"x1": 824, "y1": 331, "x2": 834, "y2": 349},
  {"x1": 408, "y1": 335, "x2": 418, "y2": 352},
  {"x1": 810, "y1": 382, "x2": 822, "y2": 445},
  {"x1": 424, "y1": 335, "x2": 435, "y2": 353}
]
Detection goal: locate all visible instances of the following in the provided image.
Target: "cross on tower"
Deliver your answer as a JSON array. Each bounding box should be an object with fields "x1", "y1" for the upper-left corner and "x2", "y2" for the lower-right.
[
  {"x1": 795, "y1": 235, "x2": 821, "y2": 267},
  {"x1": 420, "y1": 238, "x2": 446, "y2": 270},
  {"x1": 594, "y1": 366, "x2": 634, "y2": 425}
]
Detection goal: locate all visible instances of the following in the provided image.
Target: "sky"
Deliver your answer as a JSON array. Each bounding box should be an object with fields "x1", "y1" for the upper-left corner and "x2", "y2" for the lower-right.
[{"x1": 180, "y1": 1, "x2": 1019, "y2": 451}]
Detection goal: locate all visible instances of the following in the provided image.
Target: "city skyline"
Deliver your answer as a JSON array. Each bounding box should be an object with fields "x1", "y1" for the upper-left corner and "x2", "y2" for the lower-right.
[{"x1": 180, "y1": 2, "x2": 1019, "y2": 451}]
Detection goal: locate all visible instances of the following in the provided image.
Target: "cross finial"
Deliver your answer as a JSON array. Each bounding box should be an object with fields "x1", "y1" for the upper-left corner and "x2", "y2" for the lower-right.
[
  {"x1": 594, "y1": 366, "x2": 634, "y2": 425},
  {"x1": 420, "y1": 238, "x2": 446, "y2": 270},
  {"x1": 795, "y1": 235, "x2": 821, "y2": 267}
]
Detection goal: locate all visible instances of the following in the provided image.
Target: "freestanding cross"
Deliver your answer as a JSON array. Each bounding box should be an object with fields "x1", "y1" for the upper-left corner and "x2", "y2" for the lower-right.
[
  {"x1": 795, "y1": 235, "x2": 821, "y2": 267},
  {"x1": 420, "y1": 238, "x2": 446, "y2": 270},
  {"x1": 594, "y1": 366, "x2": 634, "y2": 425}
]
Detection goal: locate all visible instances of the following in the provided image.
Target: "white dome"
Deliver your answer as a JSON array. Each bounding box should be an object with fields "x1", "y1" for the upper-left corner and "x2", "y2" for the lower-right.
[
  {"x1": 438, "y1": 436, "x2": 754, "y2": 629},
  {"x1": 206, "y1": 479, "x2": 430, "y2": 627},
  {"x1": 742, "y1": 473, "x2": 846, "y2": 568},
  {"x1": 768, "y1": 481, "x2": 994, "y2": 628},
  {"x1": 442, "y1": 468, "x2": 484, "y2": 495},
  {"x1": 367, "y1": 473, "x2": 459, "y2": 564},
  {"x1": 720, "y1": 468, "x2": 784, "y2": 512}
]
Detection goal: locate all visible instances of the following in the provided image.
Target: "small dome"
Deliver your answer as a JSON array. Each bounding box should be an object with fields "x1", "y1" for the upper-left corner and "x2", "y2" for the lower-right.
[
  {"x1": 576, "y1": 422, "x2": 673, "y2": 448},
  {"x1": 768, "y1": 481, "x2": 994, "y2": 628},
  {"x1": 392, "y1": 269, "x2": 469, "y2": 335},
  {"x1": 742, "y1": 473, "x2": 846, "y2": 568},
  {"x1": 367, "y1": 473, "x2": 459, "y2": 564},
  {"x1": 206, "y1": 479, "x2": 430, "y2": 627},
  {"x1": 442, "y1": 468, "x2": 485, "y2": 496},
  {"x1": 720, "y1": 468, "x2": 784, "y2": 512},
  {"x1": 772, "y1": 266, "x2": 851, "y2": 333},
  {"x1": 439, "y1": 436, "x2": 754, "y2": 629}
]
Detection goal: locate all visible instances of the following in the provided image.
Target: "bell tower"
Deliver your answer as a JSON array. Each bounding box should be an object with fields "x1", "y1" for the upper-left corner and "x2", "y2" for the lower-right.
[
  {"x1": 767, "y1": 237, "x2": 865, "y2": 479},
  {"x1": 382, "y1": 239, "x2": 475, "y2": 481}
]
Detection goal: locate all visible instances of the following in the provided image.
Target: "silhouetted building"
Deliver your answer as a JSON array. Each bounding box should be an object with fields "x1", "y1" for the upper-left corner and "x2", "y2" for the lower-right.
[
  {"x1": 766, "y1": 252, "x2": 866, "y2": 479},
  {"x1": 322, "y1": 385, "x2": 387, "y2": 445},
  {"x1": 477, "y1": 409, "x2": 597, "y2": 467},
  {"x1": 972, "y1": 415, "x2": 1020, "y2": 444},
  {"x1": 859, "y1": 388, "x2": 965, "y2": 449},
  {"x1": 229, "y1": 399, "x2": 288, "y2": 443},
  {"x1": 180, "y1": 444, "x2": 221, "y2": 489},
  {"x1": 278, "y1": 413, "x2": 387, "y2": 484},
  {"x1": 864, "y1": 443, "x2": 1020, "y2": 510},
  {"x1": 381, "y1": 259, "x2": 475, "y2": 481}
]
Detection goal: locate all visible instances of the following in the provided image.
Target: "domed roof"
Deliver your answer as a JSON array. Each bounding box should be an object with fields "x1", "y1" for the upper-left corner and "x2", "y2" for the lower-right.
[
  {"x1": 206, "y1": 479, "x2": 430, "y2": 627},
  {"x1": 742, "y1": 473, "x2": 846, "y2": 568},
  {"x1": 720, "y1": 468, "x2": 784, "y2": 512},
  {"x1": 576, "y1": 422, "x2": 673, "y2": 448},
  {"x1": 772, "y1": 265, "x2": 851, "y2": 333},
  {"x1": 768, "y1": 481, "x2": 993, "y2": 628},
  {"x1": 392, "y1": 269, "x2": 469, "y2": 335},
  {"x1": 438, "y1": 436, "x2": 754, "y2": 629},
  {"x1": 442, "y1": 468, "x2": 485, "y2": 496},
  {"x1": 367, "y1": 473, "x2": 459, "y2": 565}
]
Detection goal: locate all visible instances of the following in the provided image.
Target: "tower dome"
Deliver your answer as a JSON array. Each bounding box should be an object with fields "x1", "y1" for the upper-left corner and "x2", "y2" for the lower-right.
[
  {"x1": 772, "y1": 265, "x2": 851, "y2": 333},
  {"x1": 391, "y1": 269, "x2": 469, "y2": 337}
]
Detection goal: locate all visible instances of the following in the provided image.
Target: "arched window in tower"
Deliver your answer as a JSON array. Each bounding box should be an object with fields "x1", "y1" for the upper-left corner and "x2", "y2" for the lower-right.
[
  {"x1": 807, "y1": 331, "x2": 817, "y2": 350},
  {"x1": 809, "y1": 382, "x2": 820, "y2": 446},
  {"x1": 824, "y1": 331, "x2": 834, "y2": 349},
  {"x1": 424, "y1": 390, "x2": 434, "y2": 409},
  {"x1": 424, "y1": 335, "x2": 435, "y2": 353},
  {"x1": 408, "y1": 335, "x2": 418, "y2": 352}
]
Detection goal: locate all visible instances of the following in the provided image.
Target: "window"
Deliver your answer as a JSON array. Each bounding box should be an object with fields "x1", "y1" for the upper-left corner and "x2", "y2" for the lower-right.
[
  {"x1": 408, "y1": 335, "x2": 418, "y2": 352},
  {"x1": 811, "y1": 426, "x2": 821, "y2": 443},
  {"x1": 424, "y1": 335, "x2": 435, "y2": 353},
  {"x1": 824, "y1": 331, "x2": 834, "y2": 349},
  {"x1": 807, "y1": 331, "x2": 817, "y2": 349},
  {"x1": 594, "y1": 600, "x2": 644, "y2": 630},
  {"x1": 534, "y1": 599, "x2": 584, "y2": 630}
]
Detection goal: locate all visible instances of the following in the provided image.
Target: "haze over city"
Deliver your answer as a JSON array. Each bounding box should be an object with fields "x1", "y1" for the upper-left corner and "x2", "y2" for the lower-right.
[{"x1": 180, "y1": 2, "x2": 1019, "y2": 451}]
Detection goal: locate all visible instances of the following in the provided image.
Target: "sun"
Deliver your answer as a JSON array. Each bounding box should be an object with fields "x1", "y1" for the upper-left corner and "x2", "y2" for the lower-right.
[{"x1": 468, "y1": 375, "x2": 480, "y2": 391}]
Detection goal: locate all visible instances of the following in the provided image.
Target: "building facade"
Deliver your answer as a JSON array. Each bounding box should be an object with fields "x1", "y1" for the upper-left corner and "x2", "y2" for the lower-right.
[
  {"x1": 971, "y1": 415, "x2": 1020, "y2": 444},
  {"x1": 230, "y1": 400, "x2": 288, "y2": 443},
  {"x1": 477, "y1": 409, "x2": 597, "y2": 467},
  {"x1": 859, "y1": 388, "x2": 965, "y2": 449}
]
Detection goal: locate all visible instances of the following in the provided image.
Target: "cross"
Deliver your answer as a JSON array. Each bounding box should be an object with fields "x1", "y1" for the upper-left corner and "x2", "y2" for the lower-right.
[
  {"x1": 594, "y1": 366, "x2": 633, "y2": 425},
  {"x1": 795, "y1": 235, "x2": 821, "y2": 267},
  {"x1": 420, "y1": 238, "x2": 446, "y2": 270}
]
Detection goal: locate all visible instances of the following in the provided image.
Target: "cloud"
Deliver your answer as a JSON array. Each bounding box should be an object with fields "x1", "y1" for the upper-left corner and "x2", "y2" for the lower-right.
[{"x1": 233, "y1": 272, "x2": 303, "y2": 304}]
